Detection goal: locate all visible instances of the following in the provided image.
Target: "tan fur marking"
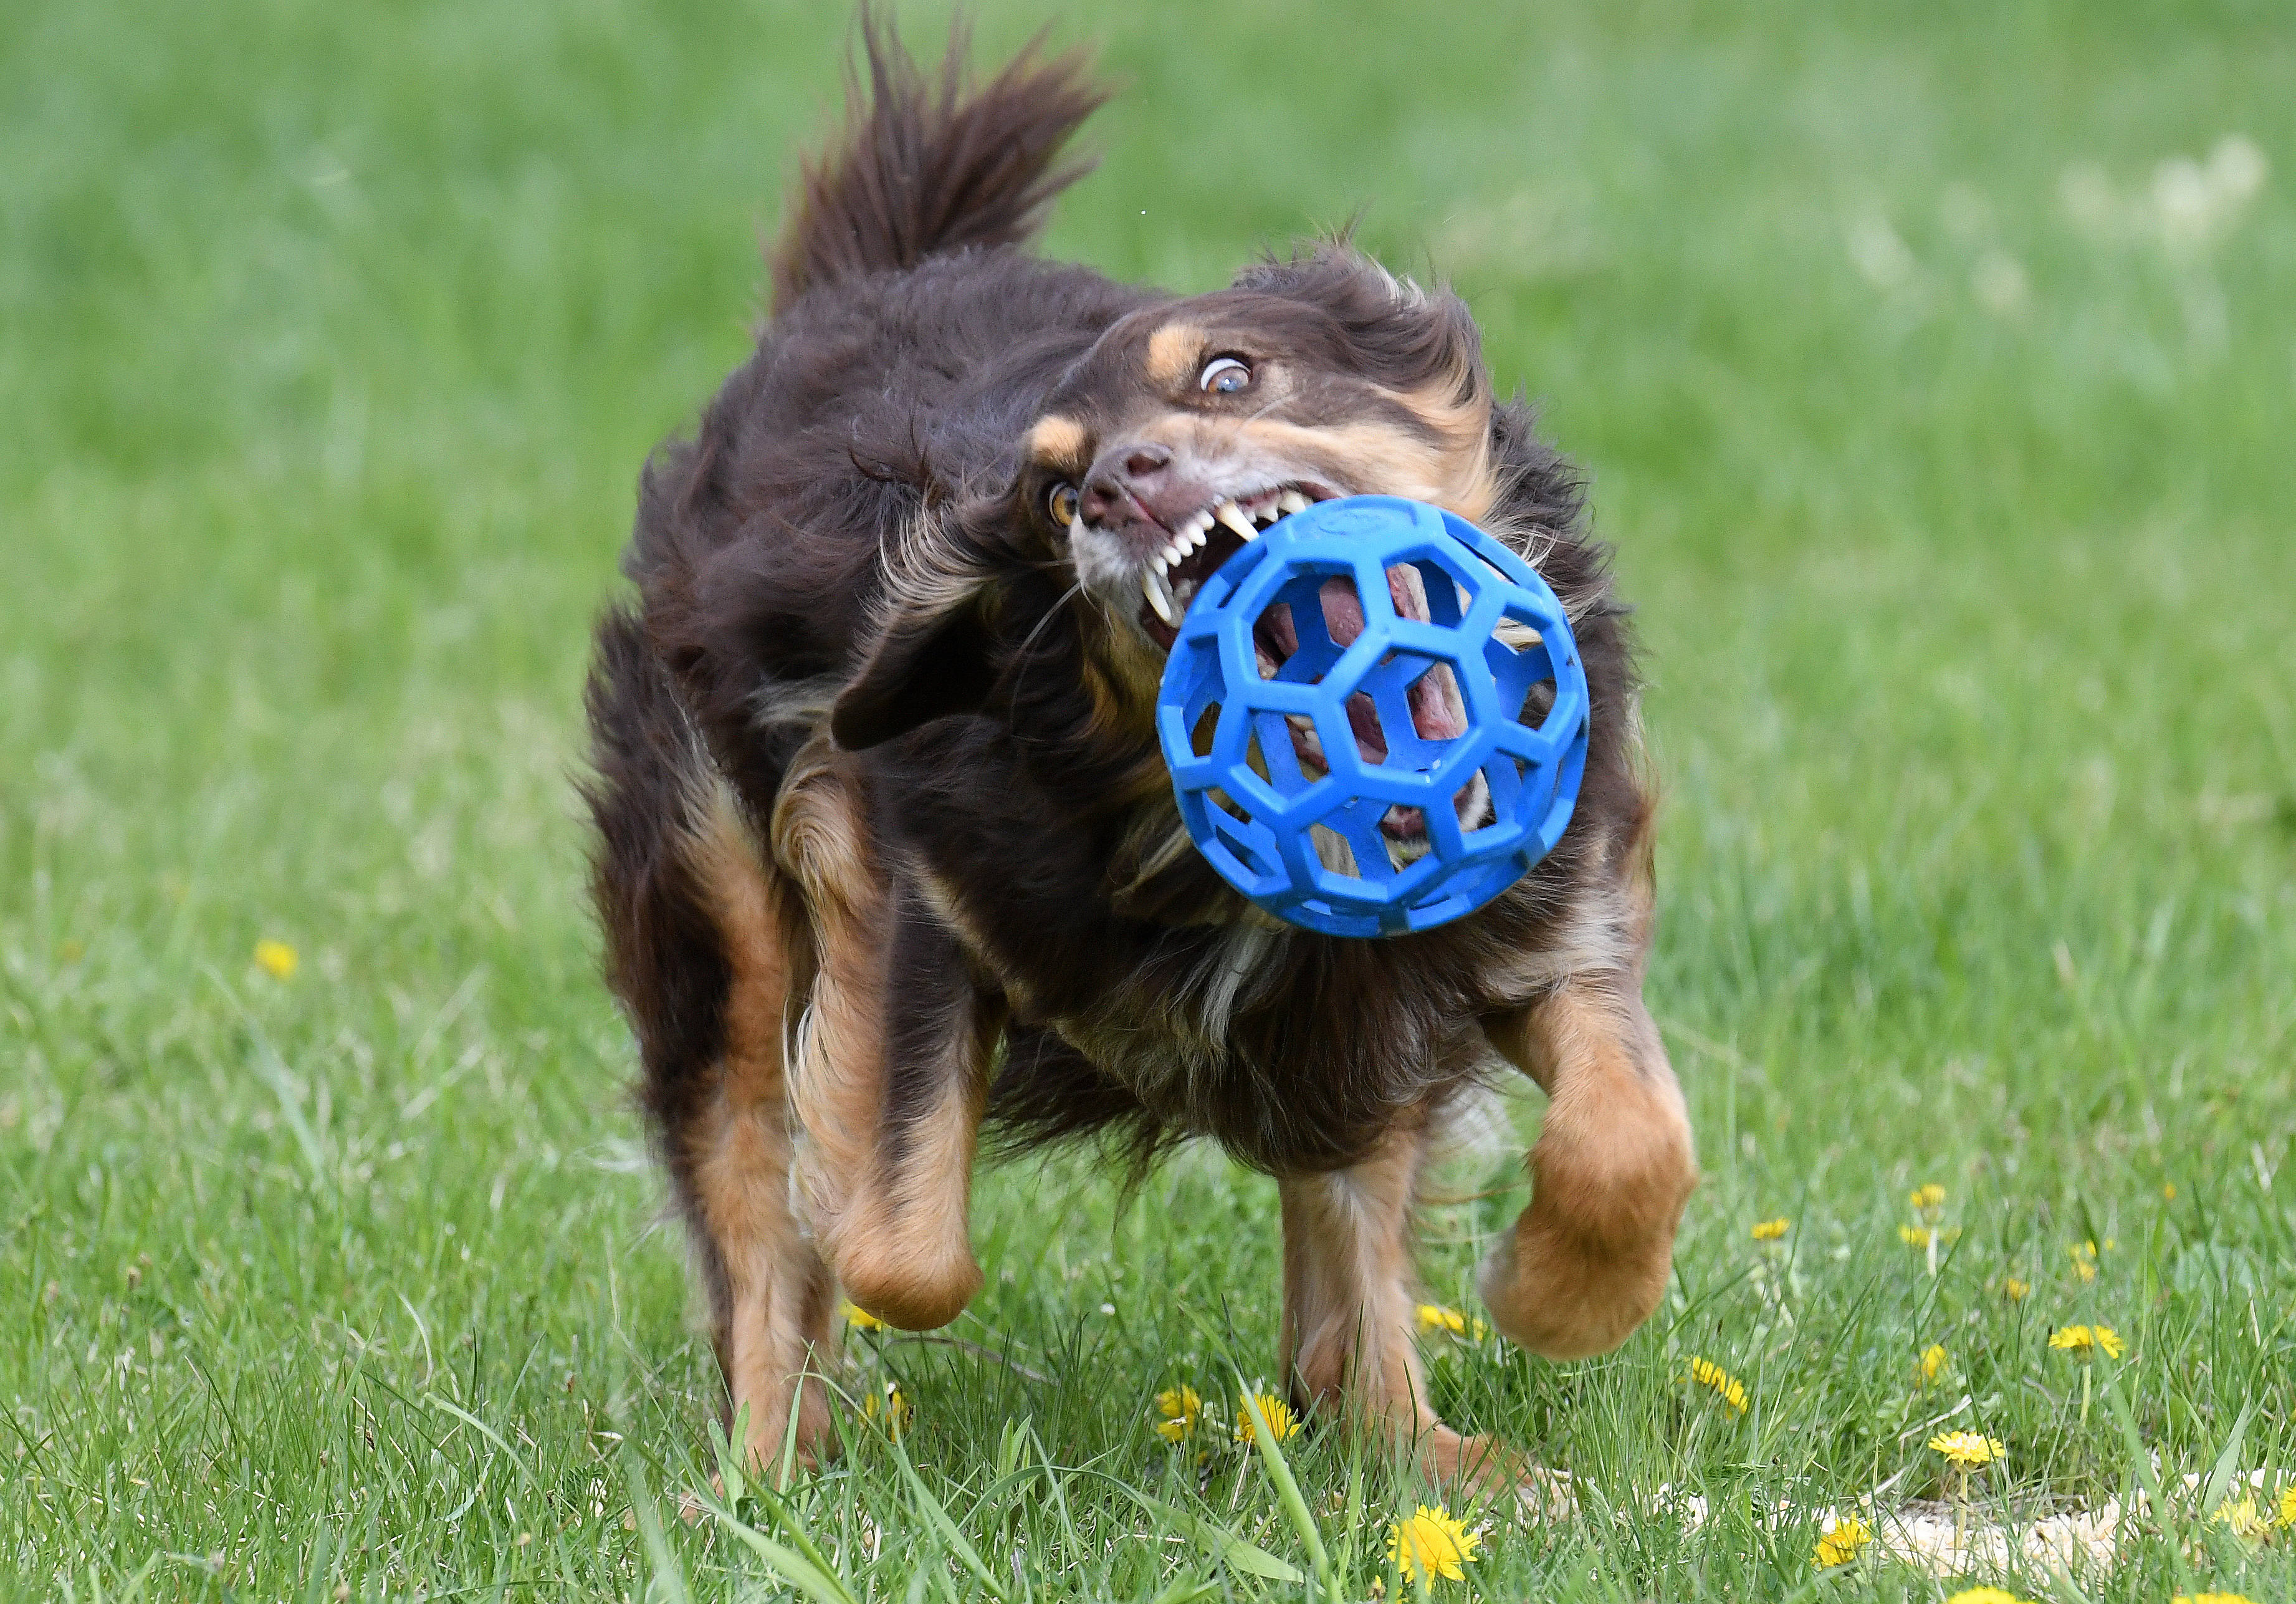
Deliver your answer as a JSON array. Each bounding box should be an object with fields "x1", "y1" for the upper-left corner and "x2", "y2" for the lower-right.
[
  {"x1": 768, "y1": 735, "x2": 989, "y2": 1333},
  {"x1": 1477, "y1": 982, "x2": 1697, "y2": 1360},
  {"x1": 685, "y1": 791, "x2": 835, "y2": 1470},
  {"x1": 1101, "y1": 401, "x2": 1501, "y2": 534},
  {"x1": 1280, "y1": 1125, "x2": 1558, "y2": 1506},
  {"x1": 832, "y1": 996, "x2": 1000, "y2": 1330},
  {"x1": 1144, "y1": 322, "x2": 1204, "y2": 388},
  {"x1": 768, "y1": 744, "x2": 889, "y2": 1242},
  {"x1": 1233, "y1": 415, "x2": 1500, "y2": 526},
  {"x1": 1025, "y1": 414, "x2": 1090, "y2": 467}
]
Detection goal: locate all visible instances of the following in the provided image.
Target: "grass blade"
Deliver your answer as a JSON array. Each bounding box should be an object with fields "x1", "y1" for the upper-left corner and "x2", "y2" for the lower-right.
[
  {"x1": 620, "y1": 1452, "x2": 692, "y2": 1604},
  {"x1": 692, "y1": 1487, "x2": 861, "y2": 1604},
  {"x1": 1233, "y1": 1376, "x2": 1334, "y2": 1598},
  {"x1": 889, "y1": 1433, "x2": 1008, "y2": 1602},
  {"x1": 2197, "y1": 1395, "x2": 2257, "y2": 1519},
  {"x1": 1103, "y1": 1481, "x2": 1304, "y2": 1583}
]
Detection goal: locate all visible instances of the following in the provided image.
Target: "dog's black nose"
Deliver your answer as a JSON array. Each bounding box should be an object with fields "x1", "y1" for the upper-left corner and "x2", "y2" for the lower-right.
[{"x1": 1081, "y1": 440, "x2": 1172, "y2": 524}]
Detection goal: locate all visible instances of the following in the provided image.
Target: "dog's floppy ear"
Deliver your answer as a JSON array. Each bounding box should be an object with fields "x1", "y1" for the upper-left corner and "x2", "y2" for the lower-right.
[
  {"x1": 831, "y1": 502, "x2": 1021, "y2": 751},
  {"x1": 830, "y1": 584, "x2": 1000, "y2": 751},
  {"x1": 1232, "y1": 244, "x2": 1486, "y2": 408}
]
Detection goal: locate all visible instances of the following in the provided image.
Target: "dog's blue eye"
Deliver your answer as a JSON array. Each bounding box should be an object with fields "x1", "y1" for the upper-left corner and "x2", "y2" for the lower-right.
[{"x1": 1198, "y1": 356, "x2": 1251, "y2": 395}]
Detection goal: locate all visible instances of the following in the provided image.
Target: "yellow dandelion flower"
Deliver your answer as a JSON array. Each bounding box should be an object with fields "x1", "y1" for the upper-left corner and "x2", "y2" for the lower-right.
[
  {"x1": 1812, "y1": 1515, "x2": 1870, "y2": 1567},
  {"x1": 2163, "y1": 1181, "x2": 2177, "y2": 1200},
  {"x1": 2048, "y1": 1324, "x2": 2124, "y2": 1359},
  {"x1": 1930, "y1": 1431, "x2": 2006, "y2": 1469},
  {"x1": 1415, "y1": 1304, "x2": 1488, "y2": 1340},
  {"x1": 1946, "y1": 1589, "x2": 2029, "y2": 1604},
  {"x1": 2210, "y1": 1496, "x2": 2269, "y2": 1540},
  {"x1": 1685, "y1": 1355, "x2": 1749, "y2": 1416},
  {"x1": 1918, "y1": 1344, "x2": 1948, "y2": 1385},
  {"x1": 253, "y1": 939, "x2": 299, "y2": 980},
  {"x1": 1751, "y1": 1217, "x2": 1791, "y2": 1241},
  {"x1": 2277, "y1": 1485, "x2": 2296, "y2": 1527},
  {"x1": 2001, "y1": 1277, "x2": 2030, "y2": 1301},
  {"x1": 841, "y1": 1301, "x2": 889, "y2": 1332},
  {"x1": 1898, "y1": 1224, "x2": 1961, "y2": 1249},
  {"x1": 2171, "y1": 1595, "x2": 2256, "y2": 1604},
  {"x1": 2068, "y1": 1240, "x2": 2098, "y2": 1282},
  {"x1": 1152, "y1": 1385, "x2": 1202, "y2": 1443},
  {"x1": 862, "y1": 1381, "x2": 909, "y2": 1436},
  {"x1": 1910, "y1": 1183, "x2": 1947, "y2": 1211},
  {"x1": 1387, "y1": 1503, "x2": 1480, "y2": 1585},
  {"x1": 1928, "y1": 1424, "x2": 2002, "y2": 1461},
  {"x1": 1233, "y1": 1391, "x2": 1299, "y2": 1444}
]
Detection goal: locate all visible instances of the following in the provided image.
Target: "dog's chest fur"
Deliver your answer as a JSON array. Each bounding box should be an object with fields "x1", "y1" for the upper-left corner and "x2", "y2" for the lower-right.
[{"x1": 875, "y1": 714, "x2": 1629, "y2": 1173}]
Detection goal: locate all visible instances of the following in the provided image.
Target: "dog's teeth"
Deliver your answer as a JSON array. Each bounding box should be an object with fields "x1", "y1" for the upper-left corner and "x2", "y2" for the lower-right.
[
  {"x1": 1144, "y1": 565, "x2": 1179, "y2": 625},
  {"x1": 1215, "y1": 501, "x2": 1256, "y2": 542},
  {"x1": 1278, "y1": 489, "x2": 1310, "y2": 516}
]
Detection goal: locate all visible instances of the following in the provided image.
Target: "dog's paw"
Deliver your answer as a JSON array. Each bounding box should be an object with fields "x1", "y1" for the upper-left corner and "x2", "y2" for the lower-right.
[
  {"x1": 1475, "y1": 1209, "x2": 1671, "y2": 1361},
  {"x1": 1415, "y1": 1428, "x2": 1575, "y2": 1519}
]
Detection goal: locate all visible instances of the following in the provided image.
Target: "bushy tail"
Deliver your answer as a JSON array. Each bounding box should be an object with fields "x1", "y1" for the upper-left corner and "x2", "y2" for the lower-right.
[{"x1": 768, "y1": 13, "x2": 1110, "y2": 312}]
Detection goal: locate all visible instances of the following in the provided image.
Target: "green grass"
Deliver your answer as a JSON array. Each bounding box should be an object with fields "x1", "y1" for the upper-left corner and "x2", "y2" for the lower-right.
[{"x1": 5, "y1": 0, "x2": 2294, "y2": 1597}]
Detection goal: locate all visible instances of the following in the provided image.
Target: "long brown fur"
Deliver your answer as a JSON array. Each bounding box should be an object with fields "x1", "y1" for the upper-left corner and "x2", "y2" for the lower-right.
[{"x1": 583, "y1": 16, "x2": 1696, "y2": 1493}]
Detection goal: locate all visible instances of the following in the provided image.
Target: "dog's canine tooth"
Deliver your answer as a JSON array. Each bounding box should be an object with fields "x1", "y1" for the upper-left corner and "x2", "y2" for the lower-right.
[
  {"x1": 1278, "y1": 489, "x2": 1309, "y2": 516},
  {"x1": 1144, "y1": 565, "x2": 1179, "y2": 625},
  {"x1": 1215, "y1": 501, "x2": 1256, "y2": 542}
]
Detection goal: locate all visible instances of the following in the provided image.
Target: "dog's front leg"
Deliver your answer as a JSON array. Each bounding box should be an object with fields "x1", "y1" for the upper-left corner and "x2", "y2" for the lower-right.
[
  {"x1": 774, "y1": 752, "x2": 997, "y2": 1335},
  {"x1": 1477, "y1": 982, "x2": 1697, "y2": 1360},
  {"x1": 1280, "y1": 1123, "x2": 1548, "y2": 1502}
]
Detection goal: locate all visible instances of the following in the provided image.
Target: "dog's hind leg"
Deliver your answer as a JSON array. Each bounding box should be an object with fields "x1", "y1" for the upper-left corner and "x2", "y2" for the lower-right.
[
  {"x1": 586, "y1": 611, "x2": 835, "y2": 1472},
  {"x1": 1279, "y1": 1123, "x2": 1557, "y2": 1507},
  {"x1": 772, "y1": 739, "x2": 999, "y2": 1333},
  {"x1": 1476, "y1": 980, "x2": 1697, "y2": 1362}
]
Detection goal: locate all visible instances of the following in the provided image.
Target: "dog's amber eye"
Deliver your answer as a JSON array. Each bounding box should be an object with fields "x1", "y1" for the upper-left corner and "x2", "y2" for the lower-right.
[
  {"x1": 1198, "y1": 356, "x2": 1251, "y2": 395},
  {"x1": 1045, "y1": 481, "x2": 1080, "y2": 526}
]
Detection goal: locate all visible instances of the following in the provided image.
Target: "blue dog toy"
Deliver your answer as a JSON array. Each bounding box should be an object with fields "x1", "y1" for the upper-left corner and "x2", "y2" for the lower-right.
[{"x1": 1155, "y1": 496, "x2": 1588, "y2": 938}]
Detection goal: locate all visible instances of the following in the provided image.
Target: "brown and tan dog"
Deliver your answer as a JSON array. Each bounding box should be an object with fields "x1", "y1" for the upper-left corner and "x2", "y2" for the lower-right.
[{"x1": 583, "y1": 20, "x2": 1696, "y2": 1497}]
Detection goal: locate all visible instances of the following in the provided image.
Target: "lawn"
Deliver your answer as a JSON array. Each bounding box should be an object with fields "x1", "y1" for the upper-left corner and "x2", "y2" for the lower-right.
[{"x1": 4, "y1": 0, "x2": 2294, "y2": 1598}]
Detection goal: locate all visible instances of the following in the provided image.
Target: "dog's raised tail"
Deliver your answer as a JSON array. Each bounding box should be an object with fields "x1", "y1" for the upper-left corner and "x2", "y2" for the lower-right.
[{"x1": 768, "y1": 17, "x2": 1110, "y2": 313}]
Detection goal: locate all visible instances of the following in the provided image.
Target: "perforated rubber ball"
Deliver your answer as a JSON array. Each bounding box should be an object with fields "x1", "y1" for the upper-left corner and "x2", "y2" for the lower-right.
[{"x1": 1155, "y1": 495, "x2": 1589, "y2": 937}]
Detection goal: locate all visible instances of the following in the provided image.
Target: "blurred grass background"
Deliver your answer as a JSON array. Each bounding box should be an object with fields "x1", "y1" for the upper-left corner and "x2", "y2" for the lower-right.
[{"x1": 3, "y1": 0, "x2": 2293, "y2": 1598}]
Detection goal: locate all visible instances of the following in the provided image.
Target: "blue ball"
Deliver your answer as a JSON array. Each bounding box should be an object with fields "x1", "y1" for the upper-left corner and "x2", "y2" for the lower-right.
[{"x1": 1155, "y1": 496, "x2": 1589, "y2": 938}]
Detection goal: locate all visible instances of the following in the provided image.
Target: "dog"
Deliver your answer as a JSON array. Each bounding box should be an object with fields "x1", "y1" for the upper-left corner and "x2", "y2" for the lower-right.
[{"x1": 583, "y1": 19, "x2": 1696, "y2": 1496}]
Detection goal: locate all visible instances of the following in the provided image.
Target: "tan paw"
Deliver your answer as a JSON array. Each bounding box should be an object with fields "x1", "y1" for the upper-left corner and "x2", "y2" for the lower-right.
[
  {"x1": 1412, "y1": 1427, "x2": 1575, "y2": 1519},
  {"x1": 1475, "y1": 1208, "x2": 1673, "y2": 1360}
]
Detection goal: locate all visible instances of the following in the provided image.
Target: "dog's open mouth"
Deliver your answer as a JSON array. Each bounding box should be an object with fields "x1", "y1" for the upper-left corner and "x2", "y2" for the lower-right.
[
  {"x1": 1139, "y1": 485, "x2": 1488, "y2": 850},
  {"x1": 1135, "y1": 484, "x2": 1323, "y2": 642}
]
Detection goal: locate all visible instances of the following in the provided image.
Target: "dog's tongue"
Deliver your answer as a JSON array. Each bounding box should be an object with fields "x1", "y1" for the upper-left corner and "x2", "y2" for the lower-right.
[{"x1": 1318, "y1": 570, "x2": 1467, "y2": 763}]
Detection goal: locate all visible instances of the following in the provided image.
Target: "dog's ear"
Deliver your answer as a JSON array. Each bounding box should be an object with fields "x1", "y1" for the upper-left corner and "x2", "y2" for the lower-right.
[
  {"x1": 831, "y1": 502, "x2": 1021, "y2": 751},
  {"x1": 830, "y1": 583, "x2": 1000, "y2": 751},
  {"x1": 1232, "y1": 244, "x2": 1486, "y2": 408}
]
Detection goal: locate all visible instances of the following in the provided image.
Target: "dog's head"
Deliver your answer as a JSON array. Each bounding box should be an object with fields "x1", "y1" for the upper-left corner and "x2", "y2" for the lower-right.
[{"x1": 831, "y1": 247, "x2": 1509, "y2": 843}]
